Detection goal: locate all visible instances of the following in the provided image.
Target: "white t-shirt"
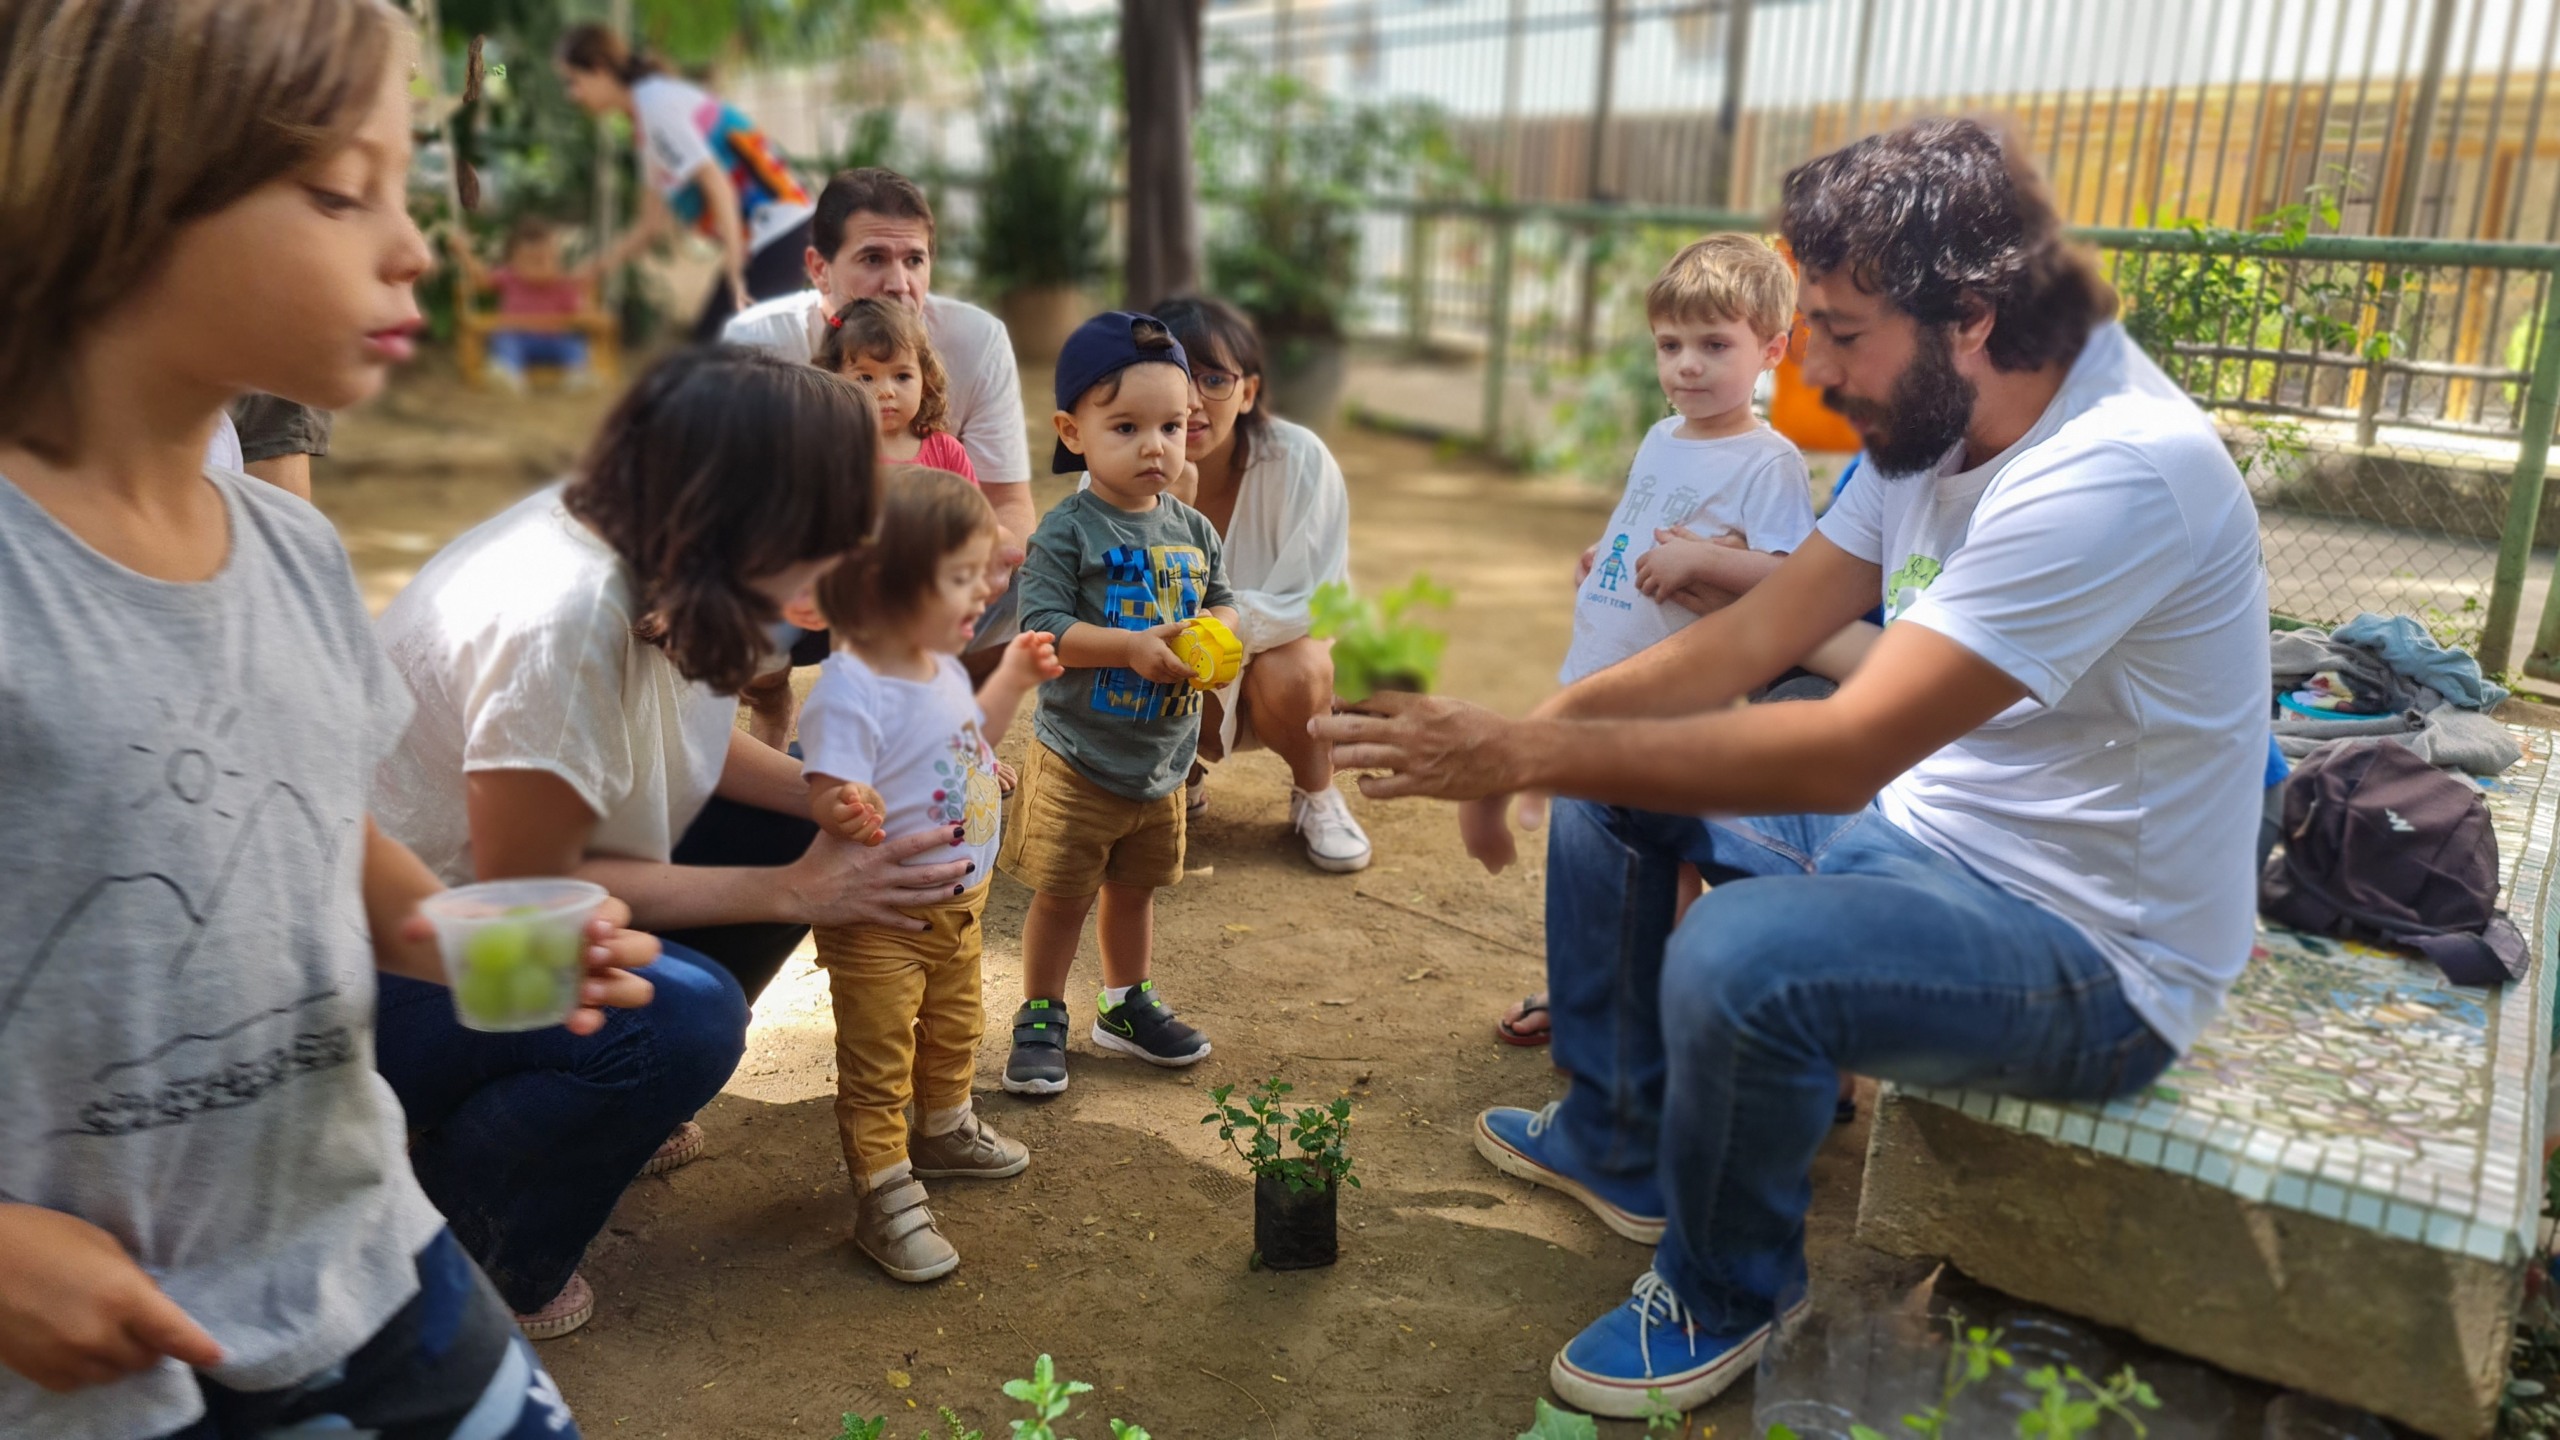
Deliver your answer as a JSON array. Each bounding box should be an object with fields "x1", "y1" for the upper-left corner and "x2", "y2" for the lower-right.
[
  {"x1": 372, "y1": 486, "x2": 739, "y2": 885},
  {"x1": 1561, "y1": 419, "x2": 1813, "y2": 683},
  {"x1": 724, "y1": 289, "x2": 1032, "y2": 487},
  {"x1": 798, "y1": 650, "x2": 1002, "y2": 878},
  {"x1": 629, "y1": 74, "x2": 814, "y2": 256},
  {"x1": 1816, "y1": 323, "x2": 2269, "y2": 1053},
  {"x1": 206, "y1": 411, "x2": 246, "y2": 472}
]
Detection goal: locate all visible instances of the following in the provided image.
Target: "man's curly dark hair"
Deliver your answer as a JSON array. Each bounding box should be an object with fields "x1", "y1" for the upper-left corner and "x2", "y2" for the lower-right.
[{"x1": 1779, "y1": 117, "x2": 2115, "y2": 374}]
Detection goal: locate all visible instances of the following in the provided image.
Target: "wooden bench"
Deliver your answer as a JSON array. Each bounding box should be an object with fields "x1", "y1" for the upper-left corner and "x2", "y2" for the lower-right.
[{"x1": 1857, "y1": 726, "x2": 2556, "y2": 1440}]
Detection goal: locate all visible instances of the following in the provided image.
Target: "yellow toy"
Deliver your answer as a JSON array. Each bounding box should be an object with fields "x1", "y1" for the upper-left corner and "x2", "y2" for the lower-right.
[{"x1": 1173, "y1": 614, "x2": 1243, "y2": 690}]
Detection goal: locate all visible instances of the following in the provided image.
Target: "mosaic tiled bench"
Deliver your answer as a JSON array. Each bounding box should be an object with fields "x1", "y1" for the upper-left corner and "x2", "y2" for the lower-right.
[{"x1": 1857, "y1": 726, "x2": 2556, "y2": 1440}]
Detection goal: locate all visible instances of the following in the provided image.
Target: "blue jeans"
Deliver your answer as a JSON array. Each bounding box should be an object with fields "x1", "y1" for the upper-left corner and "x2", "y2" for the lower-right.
[
  {"x1": 375, "y1": 943, "x2": 749, "y2": 1313},
  {"x1": 1543, "y1": 801, "x2": 2175, "y2": 1332},
  {"x1": 487, "y1": 330, "x2": 590, "y2": 373}
]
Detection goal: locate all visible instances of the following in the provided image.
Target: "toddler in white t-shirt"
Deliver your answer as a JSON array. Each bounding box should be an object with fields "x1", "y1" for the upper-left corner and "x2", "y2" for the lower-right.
[
  {"x1": 791, "y1": 466, "x2": 1062, "y2": 1285},
  {"x1": 1560, "y1": 234, "x2": 1813, "y2": 686}
]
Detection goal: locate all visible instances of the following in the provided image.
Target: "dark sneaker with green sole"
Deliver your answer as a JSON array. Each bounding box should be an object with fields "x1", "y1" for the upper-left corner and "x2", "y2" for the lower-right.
[
  {"x1": 1091, "y1": 981, "x2": 1211, "y2": 1068},
  {"x1": 1004, "y1": 999, "x2": 1071, "y2": 1096}
]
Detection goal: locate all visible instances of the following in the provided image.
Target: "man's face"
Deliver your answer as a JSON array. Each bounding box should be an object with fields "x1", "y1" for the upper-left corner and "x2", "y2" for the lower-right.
[
  {"x1": 1797, "y1": 271, "x2": 1977, "y2": 475},
  {"x1": 809, "y1": 212, "x2": 932, "y2": 312}
]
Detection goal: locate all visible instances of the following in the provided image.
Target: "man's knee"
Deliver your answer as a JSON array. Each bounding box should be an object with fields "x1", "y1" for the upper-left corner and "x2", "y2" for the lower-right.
[
  {"x1": 1660, "y1": 889, "x2": 1821, "y2": 1048},
  {"x1": 1248, "y1": 637, "x2": 1333, "y2": 706}
]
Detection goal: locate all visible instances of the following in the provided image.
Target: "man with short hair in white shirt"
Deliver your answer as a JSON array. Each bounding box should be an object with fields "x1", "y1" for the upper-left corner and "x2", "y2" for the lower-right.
[
  {"x1": 1313, "y1": 118, "x2": 2267, "y2": 1416},
  {"x1": 723, "y1": 167, "x2": 1034, "y2": 627}
]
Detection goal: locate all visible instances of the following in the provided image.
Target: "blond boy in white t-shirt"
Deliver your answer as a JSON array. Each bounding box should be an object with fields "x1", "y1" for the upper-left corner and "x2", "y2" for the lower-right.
[{"x1": 1560, "y1": 235, "x2": 1812, "y2": 686}]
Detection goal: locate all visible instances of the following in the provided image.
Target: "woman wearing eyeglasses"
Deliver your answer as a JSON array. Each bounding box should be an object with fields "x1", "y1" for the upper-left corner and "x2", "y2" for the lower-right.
[{"x1": 1148, "y1": 296, "x2": 1373, "y2": 875}]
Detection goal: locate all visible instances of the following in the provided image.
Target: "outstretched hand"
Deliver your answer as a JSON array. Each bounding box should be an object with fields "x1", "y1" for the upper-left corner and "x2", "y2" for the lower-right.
[
  {"x1": 1308, "y1": 689, "x2": 1522, "y2": 802},
  {"x1": 1000, "y1": 630, "x2": 1065, "y2": 685}
]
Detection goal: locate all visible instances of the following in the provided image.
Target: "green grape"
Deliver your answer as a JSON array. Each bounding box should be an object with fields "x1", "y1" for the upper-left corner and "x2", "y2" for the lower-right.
[
  {"x1": 457, "y1": 968, "x2": 514, "y2": 1019},
  {"x1": 508, "y1": 964, "x2": 563, "y2": 1015},
  {"x1": 527, "y1": 922, "x2": 582, "y2": 978},
  {"x1": 464, "y1": 921, "x2": 532, "y2": 976}
]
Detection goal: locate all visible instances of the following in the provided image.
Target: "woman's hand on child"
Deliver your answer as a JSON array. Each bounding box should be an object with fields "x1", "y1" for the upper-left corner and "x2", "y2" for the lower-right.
[
  {"x1": 1124, "y1": 622, "x2": 1198, "y2": 685},
  {"x1": 0, "y1": 1204, "x2": 224, "y2": 1391},
  {"x1": 786, "y1": 828, "x2": 975, "y2": 932},
  {"x1": 1001, "y1": 630, "x2": 1065, "y2": 684},
  {"x1": 816, "y1": 781, "x2": 887, "y2": 846}
]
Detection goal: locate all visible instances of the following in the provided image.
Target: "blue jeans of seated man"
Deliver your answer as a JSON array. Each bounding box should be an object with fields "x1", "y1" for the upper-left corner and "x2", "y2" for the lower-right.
[
  {"x1": 375, "y1": 941, "x2": 749, "y2": 1314},
  {"x1": 1543, "y1": 800, "x2": 2176, "y2": 1333}
]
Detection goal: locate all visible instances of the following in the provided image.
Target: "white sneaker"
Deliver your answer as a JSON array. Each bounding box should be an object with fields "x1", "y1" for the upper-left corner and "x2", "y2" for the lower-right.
[{"x1": 1290, "y1": 785, "x2": 1373, "y2": 874}]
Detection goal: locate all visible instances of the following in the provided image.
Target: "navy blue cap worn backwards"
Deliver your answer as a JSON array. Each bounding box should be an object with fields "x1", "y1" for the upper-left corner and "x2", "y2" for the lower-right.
[{"x1": 1050, "y1": 310, "x2": 1192, "y2": 475}]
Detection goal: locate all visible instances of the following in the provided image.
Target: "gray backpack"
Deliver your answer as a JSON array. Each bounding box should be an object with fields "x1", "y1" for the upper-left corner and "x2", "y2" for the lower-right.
[{"x1": 2258, "y1": 741, "x2": 2525, "y2": 986}]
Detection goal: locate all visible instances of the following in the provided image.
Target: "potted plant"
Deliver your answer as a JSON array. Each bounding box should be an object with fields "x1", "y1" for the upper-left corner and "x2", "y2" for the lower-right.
[
  {"x1": 973, "y1": 58, "x2": 1111, "y2": 363},
  {"x1": 1201, "y1": 1076, "x2": 1358, "y2": 1270},
  {"x1": 1310, "y1": 574, "x2": 1452, "y2": 702},
  {"x1": 1197, "y1": 72, "x2": 1477, "y2": 427}
]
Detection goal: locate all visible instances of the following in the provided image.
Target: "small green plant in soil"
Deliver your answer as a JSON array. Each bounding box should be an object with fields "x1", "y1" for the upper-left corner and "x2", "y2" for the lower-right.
[
  {"x1": 1310, "y1": 575, "x2": 1453, "y2": 704},
  {"x1": 1759, "y1": 1311, "x2": 2157, "y2": 1440},
  {"x1": 1202, "y1": 1076, "x2": 1359, "y2": 1194},
  {"x1": 836, "y1": 1355, "x2": 1145, "y2": 1440}
]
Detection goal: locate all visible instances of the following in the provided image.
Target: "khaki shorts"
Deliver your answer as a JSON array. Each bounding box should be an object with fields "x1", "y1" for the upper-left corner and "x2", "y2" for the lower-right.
[{"x1": 999, "y1": 742, "x2": 1186, "y2": 895}]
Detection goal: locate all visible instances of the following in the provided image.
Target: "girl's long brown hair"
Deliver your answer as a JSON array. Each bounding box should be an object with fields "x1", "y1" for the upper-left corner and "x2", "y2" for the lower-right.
[
  {"x1": 567, "y1": 346, "x2": 880, "y2": 695},
  {"x1": 813, "y1": 297, "x2": 950, "y2": 440},
  {"x1": 0, "y1": 0, "x2": 401, "y2": 460}
]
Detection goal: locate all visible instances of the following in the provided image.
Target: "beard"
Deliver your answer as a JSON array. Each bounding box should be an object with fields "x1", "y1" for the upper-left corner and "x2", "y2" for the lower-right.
[{"x1": 1823, "y1": 324, "x2": 1977, "y2": 476}]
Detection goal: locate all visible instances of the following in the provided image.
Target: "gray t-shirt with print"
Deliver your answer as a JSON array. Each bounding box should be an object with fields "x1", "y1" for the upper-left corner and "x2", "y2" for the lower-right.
[
  {"x1": 1018, "y1": 488, "x2": 1235, "y2": 802},
  {"x1": 0, "y1": 466, "x2": 444, "y2": 1440}
]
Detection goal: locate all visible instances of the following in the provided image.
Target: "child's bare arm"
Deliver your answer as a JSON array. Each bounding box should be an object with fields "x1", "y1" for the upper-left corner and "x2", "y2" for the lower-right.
[
  {"x1": 0, "y1": 1205, "x2": 223, "y2": 1391},
  {"x1": 1055, "y1": 620, "x2": 1193, "y2": 685},
  {"x1": 803, "y1": 770, "x2": 886, "y2": 845},
  {"x1": 977, "y1": 631, "x2": 1064, "y2": 746}
]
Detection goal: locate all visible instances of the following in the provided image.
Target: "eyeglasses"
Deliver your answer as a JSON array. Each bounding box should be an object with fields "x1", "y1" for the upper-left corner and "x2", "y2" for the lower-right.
[{"x1": 1194, "y1": 368, "x2": 1242, "y2": 400}]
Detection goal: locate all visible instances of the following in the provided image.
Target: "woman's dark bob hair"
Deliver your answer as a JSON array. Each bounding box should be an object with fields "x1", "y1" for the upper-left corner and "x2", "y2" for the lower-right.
[
  {"x1": 1148, "y1": 294, "x2": 1271, "y2": 477},
  {"x1": 565, "y1": 345, "x2": 878, "y2": 695}
]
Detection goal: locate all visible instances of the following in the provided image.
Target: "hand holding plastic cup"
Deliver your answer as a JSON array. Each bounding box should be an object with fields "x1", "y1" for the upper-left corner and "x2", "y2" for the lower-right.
[{"x1": 418, "y1": 879, "x2": 607, "y2": 1032}]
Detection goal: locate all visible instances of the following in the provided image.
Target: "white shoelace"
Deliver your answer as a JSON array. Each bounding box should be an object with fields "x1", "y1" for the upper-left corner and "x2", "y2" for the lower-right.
[
  {"x1": 1627, "y1": 1269, "x2": 1699, "y2": 1377},
  {"x1": 1296, "y1": 787, "x2": 1370, "y2": 853},
  {"x1": 1524, "y1": 1098, "x2": 1562, "y2": 1138}
]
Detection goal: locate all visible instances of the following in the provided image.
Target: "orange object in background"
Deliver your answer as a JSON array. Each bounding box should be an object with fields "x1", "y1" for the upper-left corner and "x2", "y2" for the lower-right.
[{"x1": 1768, "y1": 319, "x2": 1861, "y2": 455}]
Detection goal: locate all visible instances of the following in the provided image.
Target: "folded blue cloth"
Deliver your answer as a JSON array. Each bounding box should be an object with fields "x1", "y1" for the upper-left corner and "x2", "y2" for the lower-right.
[{"x1": 2331, "y1": 613, "x2": 2509, "y2": 710}]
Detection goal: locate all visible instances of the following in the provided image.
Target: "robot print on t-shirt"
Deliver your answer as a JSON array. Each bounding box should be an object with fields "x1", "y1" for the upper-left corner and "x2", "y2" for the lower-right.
[
  {"x1": 1093, "y1": 542, "x2": 1212, "y2": 723},
  {"x1": 1596, "y1": 534, "x2": 1632, "y2": 593}
]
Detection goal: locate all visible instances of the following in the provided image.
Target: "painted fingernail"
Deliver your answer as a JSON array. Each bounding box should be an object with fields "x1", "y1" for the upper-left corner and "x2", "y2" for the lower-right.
[
  {"x1": 952, "y1": 826, "x2": 966, "y2": 841},
  {"x1": 965, "y1": 862, "x2": 977, "y2": 873},
  {"x1": 953, "y1": 883, "x2": 966, "y2": 895}
]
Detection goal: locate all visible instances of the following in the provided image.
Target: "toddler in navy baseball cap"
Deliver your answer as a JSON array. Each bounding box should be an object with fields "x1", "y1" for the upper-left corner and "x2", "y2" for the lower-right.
[{"x1": 1049, "y1": 310, "x2": 1191, "y2": 475}]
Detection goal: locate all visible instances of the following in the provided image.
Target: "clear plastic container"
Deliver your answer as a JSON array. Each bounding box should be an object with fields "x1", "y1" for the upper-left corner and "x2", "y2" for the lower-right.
[
  {"x1": 1755, "y1": 1297, "x2": 1947, "y2": 1440},
  {"x1": 419, "y1": 879, "x2": 604, "y2": 1033}
]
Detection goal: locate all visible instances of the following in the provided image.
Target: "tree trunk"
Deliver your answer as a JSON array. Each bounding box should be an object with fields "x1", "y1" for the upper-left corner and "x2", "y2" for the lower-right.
[{"x1": 1121, "y1": 0, "x2": 1204, "y2": 310}]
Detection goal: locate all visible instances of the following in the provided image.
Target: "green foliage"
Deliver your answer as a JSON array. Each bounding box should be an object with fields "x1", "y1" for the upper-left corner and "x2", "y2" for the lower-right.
[
  {"x1": 1763, "y1": 1313, "x2": 2157, "y2": 1440},
  {"x1": 1309, "y1": 575, "x2": 1453, "y2": 703},
  {"x1": 1510, "y1": 224, "x2": 1707, "y2": 484},
  {"x1": 839, "y1": 1356, "x2": 1146, "y2": 1440},
  {"x1": 2115, "y1": 182, "x2": 2414, "y2": 480},
  {"x1": 2505, "y1": 1291, "x2": 2560, "y2": 1440},
  {"x1": 1197, "y1": 67, "x2": 1480, "y2": 338},
  {"x1": 971, "y1": 42, "x2": 1113, "y2": 294},
  {"x1": 1518, "y1": 1397, "x2": 1603, "y2": 1440},
  {"x1": 1641, "y1": 1387, "x2": 1688, "y2": 1436},
  {"x1": 1202, "y1": 1077, "x2": 1360, "y2": 1194},
  {"x1": 837, "y1": 1416, "x2": 887, "y2": 1440}
]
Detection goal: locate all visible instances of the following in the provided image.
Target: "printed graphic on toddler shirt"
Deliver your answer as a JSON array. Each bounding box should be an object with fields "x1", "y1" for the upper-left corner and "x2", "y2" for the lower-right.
[
  {"x1": 1596, "y1": 534, "x2": 1632, "y2": 593},
  {"x1": 1093, "y1": 542, "x2": 1212, "y2": 722},
  {"x1": 928, "y1": 720, "x2": 1003, "y2": 845}
]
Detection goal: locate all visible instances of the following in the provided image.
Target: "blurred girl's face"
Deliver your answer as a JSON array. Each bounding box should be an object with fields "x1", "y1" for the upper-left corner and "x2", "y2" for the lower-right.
[
  {"x1": 842, "y1": 346, "x2": 923, "y2": 438},
  {"x1": 133, "y1": 49, "x2": 430, "y2": 412},
  {"x1": 1182, "y1": 341, "x2": 1260, "y2": 464},
  {"x1": 902, "y1": 527, "x2": 997, "y2": 655}
]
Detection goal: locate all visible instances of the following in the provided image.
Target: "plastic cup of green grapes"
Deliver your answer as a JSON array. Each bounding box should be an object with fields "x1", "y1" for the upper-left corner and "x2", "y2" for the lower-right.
[{"x1": 418, "y1": 879, "x2": 607, "y2": 1032}]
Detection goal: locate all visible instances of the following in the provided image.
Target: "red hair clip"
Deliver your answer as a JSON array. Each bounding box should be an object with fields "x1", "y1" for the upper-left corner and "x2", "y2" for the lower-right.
[{"x1": 824, "y1": 313, "x2": 844, "y2": 329}]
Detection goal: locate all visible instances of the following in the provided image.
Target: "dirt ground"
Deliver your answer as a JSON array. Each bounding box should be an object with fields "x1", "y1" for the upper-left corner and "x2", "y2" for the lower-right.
[{"x1": 318, "y1": 365, "x2": 1928, "y2": 1440}]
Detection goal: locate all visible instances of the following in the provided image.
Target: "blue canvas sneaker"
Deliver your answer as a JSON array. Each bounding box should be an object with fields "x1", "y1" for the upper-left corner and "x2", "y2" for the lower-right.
[
  {"x1": 1473, "y1": 1101, "x2": 1666, "y2": 1243},
  {"x1": 1550, "y1": 1269, "x2": 1795, "y2": 1417}
]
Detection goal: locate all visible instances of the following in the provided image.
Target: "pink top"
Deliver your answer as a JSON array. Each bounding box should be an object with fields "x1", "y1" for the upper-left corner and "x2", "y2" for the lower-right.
[
  {"x1": 911, "y1": 431, "x2": 978, "y2": 486},
  {"x1": 492, "y1": 267, "x2": 587, "y2": 317}
]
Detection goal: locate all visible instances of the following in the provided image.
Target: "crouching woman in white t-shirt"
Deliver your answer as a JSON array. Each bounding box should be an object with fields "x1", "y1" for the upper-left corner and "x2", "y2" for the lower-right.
[{"x1": 371, "y1": 347, "x2": 968, "y2": 1338}]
